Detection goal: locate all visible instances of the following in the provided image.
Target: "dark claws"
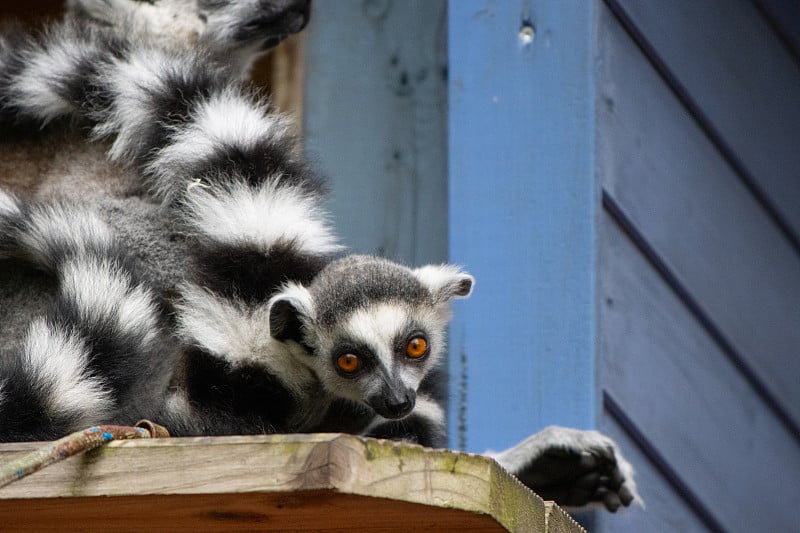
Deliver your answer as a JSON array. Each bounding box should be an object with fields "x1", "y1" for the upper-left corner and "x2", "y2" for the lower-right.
[
  {"x1": 618, "y1": 485, "x2": 635, "y2": 506},
  {"x1": 603, "y1": 491, "x2": 622, "y2": 512}
]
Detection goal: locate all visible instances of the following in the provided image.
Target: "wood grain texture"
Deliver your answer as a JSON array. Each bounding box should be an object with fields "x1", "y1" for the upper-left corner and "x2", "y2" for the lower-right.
[
  {"x1": 597, "y1": 215, "x2": 800, "y2": 532},
  {"x1": 597, "y1": 4, "x2": 800, "y2": 428},
  {"x1": 447, "y1": 0, "x2": 597, "y2": 454},
  {"x1": 0, "y1": 434, "x2": 584, "y2": 533},
  {"x1": 613, "y1": 0, "x2": 800, "y2": 240},
  {"x1": 302, "y1": 0, "x2": 448, "y2": 266},
  {"x1": 0, "y1": 492, "x2": 507, "y2": 533},
  {"x1": 543, "y1": 503, "x2": 588, "y2": 533}
]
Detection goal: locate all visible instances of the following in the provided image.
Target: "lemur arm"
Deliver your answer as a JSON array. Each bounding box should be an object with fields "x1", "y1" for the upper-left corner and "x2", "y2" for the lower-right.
[{"x1": 490, "y1": 426, "x2": 641, "y2": 512}]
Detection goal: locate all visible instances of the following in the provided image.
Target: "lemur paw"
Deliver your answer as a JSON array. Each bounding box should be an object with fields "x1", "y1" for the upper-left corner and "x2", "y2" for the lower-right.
[
  {"x1": 492, "y1": 426, "x2": 641, "y2": 512},
  {"x1": 71, "y1": 0, "x2": 311, "y2": 53},
  {"x1": 201, "y1": 0, "x2": 312, "y2": 49}
]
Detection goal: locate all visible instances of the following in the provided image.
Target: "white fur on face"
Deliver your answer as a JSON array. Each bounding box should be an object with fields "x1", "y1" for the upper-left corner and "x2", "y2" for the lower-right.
[
  {"x1": 23, "y1": 318, "x2": 112, "y2": 424},
  {"x1": 312, "y1": 302, "x2": 446, "y2": 402},
  {"x1": 183, "y1": 180, "x2": 341, "y2": 255},
  {"x1": 341, "y1": 304, "x2": 411, "y2": 370},
  {"x1": 412, "y1": 394, "x2": 446, "y2": 428}
]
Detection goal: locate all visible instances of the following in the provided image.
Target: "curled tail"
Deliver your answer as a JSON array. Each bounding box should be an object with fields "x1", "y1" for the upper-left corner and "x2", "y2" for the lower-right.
[
  {"x1": 0, "y1": 190, "x2": 169, "y2": 441},
  {"x1": 0, "y1": 4, "x2": 338, "y2": 438},
  {"x1": 0, "y1": 3, "x2": 316, "y2": 203}
]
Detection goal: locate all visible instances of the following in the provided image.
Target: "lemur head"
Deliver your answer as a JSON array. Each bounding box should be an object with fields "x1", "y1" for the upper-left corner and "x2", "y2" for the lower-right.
[{"x1": 268, "y1": 255, "x2": 473, "y2": 419}]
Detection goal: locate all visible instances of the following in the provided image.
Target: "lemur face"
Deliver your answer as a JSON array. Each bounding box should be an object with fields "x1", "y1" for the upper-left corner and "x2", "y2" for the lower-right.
[
  {"x1": 319, "y1": 299, "x2": 452, "y2": 419},
  {"x1": 268, "y1": 255, "x2": 473, "y2": 419}
]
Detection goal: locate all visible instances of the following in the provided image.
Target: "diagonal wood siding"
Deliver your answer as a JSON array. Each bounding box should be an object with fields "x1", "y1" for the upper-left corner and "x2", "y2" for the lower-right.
[{"x1": 596, "y1": 1, "x2": 800, "y2": 531}]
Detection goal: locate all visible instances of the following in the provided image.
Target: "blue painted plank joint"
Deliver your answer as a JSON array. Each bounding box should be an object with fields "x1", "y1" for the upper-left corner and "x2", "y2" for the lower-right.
[{"x1": 448, "y1": 0, "x2": 597, "y2": 452}]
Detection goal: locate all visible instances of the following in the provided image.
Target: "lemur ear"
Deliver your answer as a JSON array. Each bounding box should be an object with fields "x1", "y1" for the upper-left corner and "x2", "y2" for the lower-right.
[
  {"x1": 268, "y1": 284, "x2": 315, "y2": 343},
  {"x1": 413, "y1": 265, "x2": 475, "y2": 302}
]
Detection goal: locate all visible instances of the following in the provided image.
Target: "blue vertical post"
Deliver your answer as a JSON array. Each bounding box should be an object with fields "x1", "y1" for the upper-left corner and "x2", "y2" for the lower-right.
[{"x1": 448, "y1": 0, "x2": 598, "y2": 452}]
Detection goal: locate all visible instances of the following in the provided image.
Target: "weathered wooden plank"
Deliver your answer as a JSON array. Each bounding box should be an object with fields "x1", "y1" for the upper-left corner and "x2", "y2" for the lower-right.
[
  {"x1": 447, "y1": 0, "x2": 597, "y2": 453},
  {"x1": 302, "y1": 0, "x2": 448, "y2": 266},
  {"x1": 597, "y1": 214, "x2": 800, "y2": 532},
  {"x1": 0, "y1": 492, "x2": 511, "y2": 532},
  {"x1": 597, "y1": 4, "x2": 800, "y2": 427},
  {"x1": 613, "y1": 0, "x2": 800, "y2": 240},
  {"x1": 543, "y1": 503, "x2": 589, "y2": 533},
  {"x1": 0, "y1": 434, "x2": 583, "y2": 533}
]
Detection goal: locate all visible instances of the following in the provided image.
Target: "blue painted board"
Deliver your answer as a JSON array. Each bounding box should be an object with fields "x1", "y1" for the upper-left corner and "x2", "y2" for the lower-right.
[
  {"x1": 615, "y1": 0, "x2": 800, "y2": 241},
  {"x1": 598, "y1": 3, "x2": 800, "y2": 428},
  {"x1": 303, "y1": 0, "x2": 448, "y2": 266},
  {"x1": 448, "y1": 0, "x2": 597, "y2": 452},
  {"x1": 598, "y1": 214, "x2": 800, "y2": 532}
]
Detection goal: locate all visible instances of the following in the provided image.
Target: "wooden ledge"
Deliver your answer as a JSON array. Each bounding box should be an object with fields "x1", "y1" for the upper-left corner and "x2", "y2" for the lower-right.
[{"x1": 0, "y1": 433, "x2": 584, "y2": 532}]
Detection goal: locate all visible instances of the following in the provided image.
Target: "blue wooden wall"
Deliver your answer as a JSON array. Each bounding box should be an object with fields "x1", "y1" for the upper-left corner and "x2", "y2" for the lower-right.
[
  {"x1": 447, "y1": 1, "x2": 597, "y2": 454},
  {"x1": 594, "y1": 1, "x2": 800, "y2": 531},
  {"x1": 303, "y1": 0, "x2": 448, "y2": 267},
  {"x1": 304, "y1": 1, "x2": 800, "y2": 531}
]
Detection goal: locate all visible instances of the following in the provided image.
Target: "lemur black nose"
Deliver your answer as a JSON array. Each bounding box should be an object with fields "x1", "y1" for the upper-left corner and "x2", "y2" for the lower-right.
[
  {"x1": 387, "y1": 398, "x2": 413, "y2": 417},
  {"x1": 378, "y1": 390, "x2": 416, "y2": 419}
]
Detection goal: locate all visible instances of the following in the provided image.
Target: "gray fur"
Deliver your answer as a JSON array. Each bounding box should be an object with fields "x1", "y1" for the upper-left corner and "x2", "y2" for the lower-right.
[{"x1": 308, "y1": 255, "x2": 433, "y2": 327}]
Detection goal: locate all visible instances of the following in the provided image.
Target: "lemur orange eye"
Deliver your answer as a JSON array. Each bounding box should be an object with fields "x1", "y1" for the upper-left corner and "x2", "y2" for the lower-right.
[
  {"x1": 336, "y1": 353, "x2": 361, "y2": 373},
  {"x1": 406, "y1": 337, "x2": 428, "y2": 359}
]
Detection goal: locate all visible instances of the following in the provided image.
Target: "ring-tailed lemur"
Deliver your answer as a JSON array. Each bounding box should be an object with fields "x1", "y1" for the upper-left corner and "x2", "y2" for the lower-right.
[{"x1": 0, "y1": 0, "x2": 638, "y2": 512}]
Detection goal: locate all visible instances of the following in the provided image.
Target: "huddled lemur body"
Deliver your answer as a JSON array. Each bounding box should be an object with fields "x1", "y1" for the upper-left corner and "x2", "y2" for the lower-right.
[{"x1": 0, "y1": 0, "x2": 638, "y2": 511}]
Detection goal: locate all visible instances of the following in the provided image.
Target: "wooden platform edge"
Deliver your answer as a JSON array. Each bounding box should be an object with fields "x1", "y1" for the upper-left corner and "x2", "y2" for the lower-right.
[
  {"x1": 544, "y1": 502, "x2": 588, "y2": 533},
  {"x1": 0, "y1": 433, "x2": 585, "y2": 533}
]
